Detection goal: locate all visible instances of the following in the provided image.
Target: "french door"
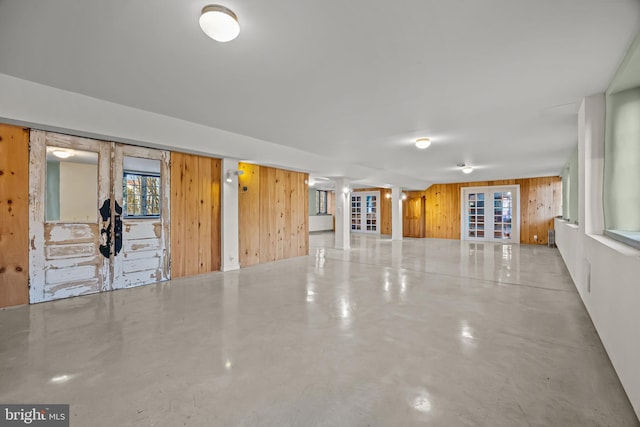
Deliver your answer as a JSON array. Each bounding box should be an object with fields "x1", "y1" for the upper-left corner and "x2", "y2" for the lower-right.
[
  {"x1": 29, "y1": 131, "x2": 170, "y2": 303},
  {"x1": 461, "y1": 186, "x2": 520, "y2": 243},
  {"x1": 351, "y1": 192, "x2": 379, "y2": 234}
]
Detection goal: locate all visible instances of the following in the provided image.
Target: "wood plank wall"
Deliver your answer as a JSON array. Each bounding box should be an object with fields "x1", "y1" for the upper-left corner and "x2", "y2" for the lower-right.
[
  {"x1": 238, "y1": 163, "x2": 308, "y2": 267},
  {"x1": 424, "y1": 176, "x2": 562, "y2": 244},
  {"x1": 170, "y1": 152, "x2": 221, "y2": 277},
  {"x1": 0, "y1": 124, "x2": 29, "y2": 307}
]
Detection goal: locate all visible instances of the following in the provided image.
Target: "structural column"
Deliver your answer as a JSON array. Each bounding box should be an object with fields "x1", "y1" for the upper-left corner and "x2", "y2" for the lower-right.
[
  {"x1": 335, "y1": 178, "x2": 351, "y2": 250},
  {"x1": 391, "y1": 186, "x2": 403, "y2": 241},
  {"x1": 221, "y1": 158, "x2": 240, "y2": 271}
]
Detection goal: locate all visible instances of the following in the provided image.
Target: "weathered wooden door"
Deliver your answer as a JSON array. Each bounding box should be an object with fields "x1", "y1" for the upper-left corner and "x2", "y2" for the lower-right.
[
  {"x1": 29, "y1": 131, "x2": 112, "y2": 303},
  {"x1": 29, "y1": 132, "x2": 171, "y2": 303},
  {"x1": 112, "y1": 144, "x2": 170, "y2": 289}
]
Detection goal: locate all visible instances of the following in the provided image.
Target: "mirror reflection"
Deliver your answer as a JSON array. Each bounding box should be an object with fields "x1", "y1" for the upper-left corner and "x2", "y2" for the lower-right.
[{"x1": 45, "y1": 147, "x2": 98, "y2": 222}]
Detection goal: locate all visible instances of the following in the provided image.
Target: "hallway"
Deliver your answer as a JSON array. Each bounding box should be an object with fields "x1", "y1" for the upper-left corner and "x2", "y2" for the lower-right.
[{"x1": 0, "y1": 233, "x2": 637, "y2": 426}]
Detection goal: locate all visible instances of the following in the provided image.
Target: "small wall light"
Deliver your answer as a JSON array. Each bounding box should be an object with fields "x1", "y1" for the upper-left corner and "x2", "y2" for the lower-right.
[
  {"x1": 402, "y1": 193, "x2": 408, "y2": 200},
  {"x1": 342, "y1": 186, "x2": 350, "y2": 194},
  {"x1": 226, "y1": 169, "x2": 244, "y2": 183}
]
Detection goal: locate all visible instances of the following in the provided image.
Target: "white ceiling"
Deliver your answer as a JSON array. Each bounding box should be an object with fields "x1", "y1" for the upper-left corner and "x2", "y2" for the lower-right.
[{"x1": 1, "y1": 0, "x2": 639, "y2": 189}]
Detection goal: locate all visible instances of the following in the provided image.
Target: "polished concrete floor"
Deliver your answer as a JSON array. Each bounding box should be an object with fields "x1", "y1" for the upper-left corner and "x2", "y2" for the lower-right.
[{"x1": 1, "y1": 233, "x2": 638, "y2": 426}]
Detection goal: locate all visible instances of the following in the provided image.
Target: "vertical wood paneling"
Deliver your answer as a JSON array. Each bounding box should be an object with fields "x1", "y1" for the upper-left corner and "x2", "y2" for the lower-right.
[
  {"x1": 210, "y1": 159, "x2": 221, "y2": 272},
  {"x1": 170, "y1": 152, "x2": 221, "y2": 278},
  {"x1": 170, "y1": 153, "x2": 186, "y2": 276},
  {"x1": 424, "y1": 176, "x2": 562, "y2": 244},
  {"x1": 239, "y1": 163, "x2": 308, "y2": 267},
  {"x1": 260, "y1": 166, "x2": 277, "y2": 263},
  {"x1": 327, "y1": 191, "x2": 336, "y2": 215},
  {"x1": 301, "y1": 173, "x2": 309, "y2": 255},
  {"x1": 379, "y1": 188, "x2": 392, "y2": 235},
  {"x1": 198, "y1": 156, "x2": 212, "y2": 273},
  {"x1": 182, "y1": 153, "x2": 198, "y2": 276},
  {"x1": 0, "y1": 124, "x2": 29, "y2": 307},
  {"x1": 275, "y1": 168, "x2": 287, "y2": 260},
  {"x1": 286, "y1": 170, "x2": 296, "y2": 259},
  {"x1": 238, "y1": 163, "x2": 261, "y2": 267}
]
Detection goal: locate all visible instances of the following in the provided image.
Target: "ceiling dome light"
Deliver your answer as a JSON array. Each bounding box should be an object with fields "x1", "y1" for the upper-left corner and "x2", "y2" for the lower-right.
[
  {"x1": 199, "y1": 5, "x2": 240, "y2": 42},
  {"x1": 462, "y1": 165, "x2": 473, "y2": 174},
  {"x1": 415, "y1": 138, "x2": 431, "y2": 149},
  {"x1": 53, "y1": 150, "x2": 73, "y2": 159}
]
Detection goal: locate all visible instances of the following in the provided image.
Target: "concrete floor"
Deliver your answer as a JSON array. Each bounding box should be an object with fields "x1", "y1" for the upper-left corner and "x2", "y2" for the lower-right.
[{"x1": 1, "y1": 233, "x2": 638, "y2": 426}]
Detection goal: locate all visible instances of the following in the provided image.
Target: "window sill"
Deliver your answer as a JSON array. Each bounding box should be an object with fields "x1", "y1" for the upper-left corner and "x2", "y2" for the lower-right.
[
  {"x1": 556, "y1": 219, "x2": 579, "y2": 229},
  {"x1": 603, "y1": 230, "x2": 640, "y2": 251}
]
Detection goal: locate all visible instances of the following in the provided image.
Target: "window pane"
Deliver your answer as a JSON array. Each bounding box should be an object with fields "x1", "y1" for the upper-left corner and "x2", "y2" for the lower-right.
[
  {"x1": 123, "y1": 172, "x2": 161, "y2": 217},
  {"x1": 604, "y1": 86, "x2": 640, "y2": 232}
]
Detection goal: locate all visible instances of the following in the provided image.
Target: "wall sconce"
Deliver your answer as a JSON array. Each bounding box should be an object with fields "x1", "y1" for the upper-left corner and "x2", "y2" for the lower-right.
[
  {"x1": 226, "y1": 169, "x2": 244, "y2": 183},
  {"x1": 402, "y1": 192, "x2": 408, "y2": 200},
  {"x1": 342, "y1": 186, "x2": 350, "y2": 194}
]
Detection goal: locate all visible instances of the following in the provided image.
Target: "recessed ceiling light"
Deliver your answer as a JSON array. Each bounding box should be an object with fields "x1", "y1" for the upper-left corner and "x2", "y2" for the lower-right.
[
  {"x1": 53, "y1": 150, "x2": 73, "y2": 159},
  {"x1": 415, "y1": 138, "x2": 431, "y2": 149},
  {"x1": 199, "y1": 5, "x2": 240, "y2": 42}
]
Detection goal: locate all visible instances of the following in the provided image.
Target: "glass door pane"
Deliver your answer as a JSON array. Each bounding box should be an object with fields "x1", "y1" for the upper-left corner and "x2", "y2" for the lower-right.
[
  {"x1": 365, "y1": 195, "x2": 377, "y2": 232},
  {"x1": 467, "y1": 192, "x2": 485, "y2": 238},
  {"x1": 351, "y1": 195, "x2": 361, "y2": 231},
  {"x1": 493, "y1": 191, "x2": 513, "y2": 240}
]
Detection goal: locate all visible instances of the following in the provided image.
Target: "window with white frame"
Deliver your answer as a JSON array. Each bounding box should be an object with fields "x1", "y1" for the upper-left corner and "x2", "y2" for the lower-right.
[
  {"x1": 603, "y1": 86, "x2": 640, "y2": 249},
  {"x1": 316, "y1": 190, "x2": 328, "y2": 215}
]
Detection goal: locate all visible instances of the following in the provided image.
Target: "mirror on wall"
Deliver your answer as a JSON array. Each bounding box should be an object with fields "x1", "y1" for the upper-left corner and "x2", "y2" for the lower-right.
[{"x1": 45, "y1": 147, "x2": 98, "y2": 222}]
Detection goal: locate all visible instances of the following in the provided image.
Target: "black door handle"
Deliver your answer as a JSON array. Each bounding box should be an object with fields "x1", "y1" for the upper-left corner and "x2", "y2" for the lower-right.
[
  {"x1": 99, "y1": 199, "x2": 111, "y2": 259},
  {"x1": 114, "y1": 201, "x2": 123, "y2": 256}
]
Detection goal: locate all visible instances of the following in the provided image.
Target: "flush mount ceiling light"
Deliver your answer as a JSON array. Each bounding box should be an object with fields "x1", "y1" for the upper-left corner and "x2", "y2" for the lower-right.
[
  {"x1": 415, "y1": 138, "x2": 431, "y2": 149},
  {"x1": 52, "y1": 150, "x2": 74, "y2": 159},
  {"x1": 459, "y1": 164, "x2": 474, "y2": 174},
  {"x1": 199, "y1": 5, "x2": 240, "y2": 42}
]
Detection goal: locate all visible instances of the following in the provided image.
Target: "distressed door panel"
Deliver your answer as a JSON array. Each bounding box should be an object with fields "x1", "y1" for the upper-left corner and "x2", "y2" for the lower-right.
[
  {"x1": 112, "y1": 144, "x2": 170, "y2": 289},
  {"x1": 29, "y1": 131, "x2": 111, "y2": 303}
]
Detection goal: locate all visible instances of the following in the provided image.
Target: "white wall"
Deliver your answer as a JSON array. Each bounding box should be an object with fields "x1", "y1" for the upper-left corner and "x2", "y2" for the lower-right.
[
  {"x1": 555, "y1": 94, "x2": 640, "y2": 419},
  {"x1": 0, "y1": 73, "x2": 431, "y2": 189},
  {"x1": 309, "y1": 215, "x2": 333, "y2": 232}
]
